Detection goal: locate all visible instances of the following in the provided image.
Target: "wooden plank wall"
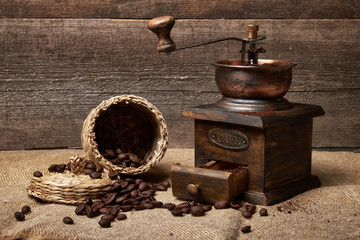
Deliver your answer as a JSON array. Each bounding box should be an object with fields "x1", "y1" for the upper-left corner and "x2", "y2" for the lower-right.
[{"x1": 0, "y1": 0, "x2": 359, "y2": 149}]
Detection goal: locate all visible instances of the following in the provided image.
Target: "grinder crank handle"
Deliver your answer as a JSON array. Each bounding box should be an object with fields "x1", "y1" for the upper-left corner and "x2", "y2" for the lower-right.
[{"x1": 147, "y1": 16, "x2": 176, "y2": 53}]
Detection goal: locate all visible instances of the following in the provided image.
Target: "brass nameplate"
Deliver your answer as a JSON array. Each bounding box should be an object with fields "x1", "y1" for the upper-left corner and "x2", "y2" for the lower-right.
[{"x1": 208, "y1": 128, "x2": 249, "y2": 150}]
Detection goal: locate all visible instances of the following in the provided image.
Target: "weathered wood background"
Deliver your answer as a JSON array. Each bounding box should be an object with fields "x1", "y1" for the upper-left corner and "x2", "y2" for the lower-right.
[{"x1": 0, "y1": 0, "x2": 359, "y2": 149}]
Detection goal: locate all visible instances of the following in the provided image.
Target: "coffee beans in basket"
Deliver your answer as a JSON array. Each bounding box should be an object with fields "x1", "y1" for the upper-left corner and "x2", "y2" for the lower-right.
[{"x1": 102, "y1": 148, "x2": 146, "y2": 168}]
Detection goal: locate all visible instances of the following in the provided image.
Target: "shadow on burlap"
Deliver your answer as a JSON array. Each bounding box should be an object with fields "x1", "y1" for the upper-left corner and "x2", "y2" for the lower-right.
[{"x1": 0, "y1": 149, "x2": 359, "y2": 240}]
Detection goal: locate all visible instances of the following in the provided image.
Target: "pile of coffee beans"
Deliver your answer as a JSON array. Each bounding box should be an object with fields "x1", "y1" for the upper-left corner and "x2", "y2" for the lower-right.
[
  {"x1": 14, "y1": 205, "x2": 31, "y2": 221},
  {"x1": 103, "y1": 148, "x2": 146, "y2": 168},
  {"x1": 73, "y1": 177, "x2": 171, "y2": 228}
]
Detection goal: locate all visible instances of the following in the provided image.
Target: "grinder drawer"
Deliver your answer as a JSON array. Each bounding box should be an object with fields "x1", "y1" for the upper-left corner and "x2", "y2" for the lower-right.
[{"x1": 170, "y1": 161, "x2": 248, "y2": 204}]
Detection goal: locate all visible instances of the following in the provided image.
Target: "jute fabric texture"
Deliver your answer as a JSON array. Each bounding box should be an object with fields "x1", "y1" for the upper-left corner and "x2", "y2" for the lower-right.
[{"x1": 0, "y1": 149, "x2": 359, "y2": 240}]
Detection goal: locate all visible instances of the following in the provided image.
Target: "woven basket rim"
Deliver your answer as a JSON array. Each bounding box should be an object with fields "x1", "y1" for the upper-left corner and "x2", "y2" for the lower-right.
[{"x1": 81, "y1": 95, "x2": 168, "y2": 175}]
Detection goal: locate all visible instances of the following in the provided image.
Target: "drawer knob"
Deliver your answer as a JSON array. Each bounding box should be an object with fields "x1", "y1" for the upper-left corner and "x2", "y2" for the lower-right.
[{"x1": 186, "y1": 183, "x2": 199, "y2": 196}]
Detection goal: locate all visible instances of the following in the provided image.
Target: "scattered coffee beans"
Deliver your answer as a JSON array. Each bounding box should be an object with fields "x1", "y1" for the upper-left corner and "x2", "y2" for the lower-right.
[
  {"x1": 241, "y1": 225, "x2": 251, "y2": 233},
  {"x1": 21, "y1": 206, "x2": 31, "y2": 214},
  {"x1": 259, "y1": 208, "x2": 268, "y2": 216},
  {"x1": 33, "y1": 171, "x2": 43, "y2": 178},
  {"x1": 63, "y1": 216, "x2": 74, "y2": 224},
  {"x1": 15, "y1": 212, "x2": 25, "y2": 221}
]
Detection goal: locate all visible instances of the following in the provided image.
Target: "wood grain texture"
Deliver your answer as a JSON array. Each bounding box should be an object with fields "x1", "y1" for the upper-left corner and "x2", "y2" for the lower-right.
[
  {"x1": 0, "y1": 0, "x2": 358, "y2": 19},
  {"x1": 1, "y1": 18, "x2": 359, "y2": 149}
]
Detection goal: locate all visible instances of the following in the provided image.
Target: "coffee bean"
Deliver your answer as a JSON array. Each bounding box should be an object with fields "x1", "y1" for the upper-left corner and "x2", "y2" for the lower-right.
[
  {"x1": 91, "y1": 203, "x2": 103, "y2": 214},
  {"x1": 56, "y1": 164, "x2": 67, "y2": 173},
  {"x1": 248, "y1": 205, "x2": 256, "y2": 214},
  {"x1": 110, "y1": 182, "x2": 122, "y2": 192},
  {"x1": 230, "y1": 200, "x2": 243, "y2": 209},
  {"x1": 15, "y1": 212, "x2": 25, "y2": 221},
  {"x1": 155, "y1": 184, "x2": 167, "y2": 191},
  {"x1": 129, "y1": 154, "x2": 140, "y2": 163},
  {"x1": 115, "y1": 195, "x2": 128, "y2": 204},
  {"x1": 162, "y1": 203, "x2": 176, "y2": 211},
  {"x1": 171, "y1": 209, "x2": 183, "y2": 217},
  {"x1": 96, "y1": 166, "x2": 104, "y2": 173},
  {"x1": 161, "y1": 180, "x2": 171, "y2": 188},
  {"x1": 63, "y1": 216, "x2": 74, "y2": 224},
  {"x1": 128, "y1": 183, "x2": 137, "y2": 191},
  {"x1": 21, "y1": 206, "x2": 31, "y2": 214},
  {"x1": 104, "y1": 149, "x2": 116, "y2": 158},
  {"x1": 115, "y1": 148, "x2": 122, "y2": 155},
  {"x1": 144, "y1": 203, "x2": 154, "y2": 209},
  {"x1": 138, "y1": 182, "x2": 149, "y2": 191},
  {"x1": 104, "y1": 193, "x2": 117, "y2": 205},
  {"x1": 75, "y1": 204, "x2": 85, "y2": 215},
  {"x1": 101, "y1": 214, "x2": 115, "y2": 222},
  {"x1": 125, "y1": 178, "x2": 135, "y2": 183},
  {"x1": 120, "y1": 205, "x2": 133, "y2": 212},
  {"x1": 139, "y1": 160, "x2": 146, "y2": 165},
  {"x1": 90, "y1": 171, "x2": 102, "y2": 179},
  {"x1": 242, "y1": 210, "x2": 252, "y2": 219},
  {"x1": 48, "y1": 164, "x2": 58, "y2": 172},
  {"x1": 83, "y1": 169, "x2": 94, "y2": 175},
  {"x1": 134, "y1": 204, "x2": 145, "y2": 211},
  {"x1": 108, "y1": 171, "x2": 118, "y2": 180},
  {"x1": 203, "y1": 205, "x2": 212, "y2": 212},
  {"x1": 176, "y1": 202, "x2": 190, "y2": 209},
  {"x1": 85, "y1": 205, "x2": 93, "y2": 218},
  {"x1": 135, "y1": 178, "x2": 144, "y2": 185},
  {"x1": 120, "y1": 181, "x2": 129, "y2": 189},
  {"x1": 130, "y1": 190, "x2": 138, "y2": 198},
  {"x1": 151, "y1": 201, "x2": 163, "y2": 208},
  {"x1": 116, "y1": 213, "x2": 127, "y2": 221},
  {"x1": 33, "y1": 171, "x2": 43, "y2": 178},
  {"x1": 98, "y1": 219, "x2": 111, "y2": 228},
  {"x1": 117, "y1": 153, "x2": 128, "y2": 161},
  {"x1": 112, "y1": 159, "x2": 123, "y2": 165},
  {"x1": 259, "y1": 208, "x2": 268, "y2": 216},
  {"x1": 99, "y1": 207, "x2": 110, "y2": 215},
  {"x1": 214, "y1": 200, "x2": 228, "y2": 209},
  {"x1": 110, "y1": 206, "x2": 120, "y2": 216},
  {"x1": 123, "y1": 199, "x2": 135, "y2": 205},
  {"x1": 181, "y1": 207, "x2": 191, "y2": 214},
  {"x1": 241, "y1": 225, "x2": 251, "y2": 233},
  {"x1": 190, "y1": 206, "x2": 205, "y2": 217}
]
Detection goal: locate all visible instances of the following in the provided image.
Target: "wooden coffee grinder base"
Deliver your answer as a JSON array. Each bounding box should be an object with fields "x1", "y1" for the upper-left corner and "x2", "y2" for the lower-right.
[{"x1": 177, "y1": 102, "x2": 324, "y2": 205}]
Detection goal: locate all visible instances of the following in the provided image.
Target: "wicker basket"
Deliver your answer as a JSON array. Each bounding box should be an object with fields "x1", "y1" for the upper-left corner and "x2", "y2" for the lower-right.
[
  {"x1": 27, "y1": 156, "x2": 120, "y2": 205},
  {"x1": 81, "y1": 95, "x2": 168, "y2": 175}
]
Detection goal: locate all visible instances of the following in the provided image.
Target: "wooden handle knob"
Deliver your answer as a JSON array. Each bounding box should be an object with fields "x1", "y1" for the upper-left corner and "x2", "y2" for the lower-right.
[
  {"x1": 147, "y1": 16, "x2": 176, "y2": 53},
  {"x1": 186, "y1": 183, "x2": 199, "y2": 196}
]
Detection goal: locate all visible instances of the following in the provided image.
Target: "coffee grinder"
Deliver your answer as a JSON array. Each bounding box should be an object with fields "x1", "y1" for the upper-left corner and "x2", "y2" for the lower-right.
[{"x1": 148, "y1": 16, "x2": 324, "y2": 205}]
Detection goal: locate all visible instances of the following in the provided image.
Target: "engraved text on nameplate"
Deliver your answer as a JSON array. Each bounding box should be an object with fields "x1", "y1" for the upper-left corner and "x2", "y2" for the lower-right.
[{"x1": 208, "y1": 128, "x2": 249, "y2": 150}]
